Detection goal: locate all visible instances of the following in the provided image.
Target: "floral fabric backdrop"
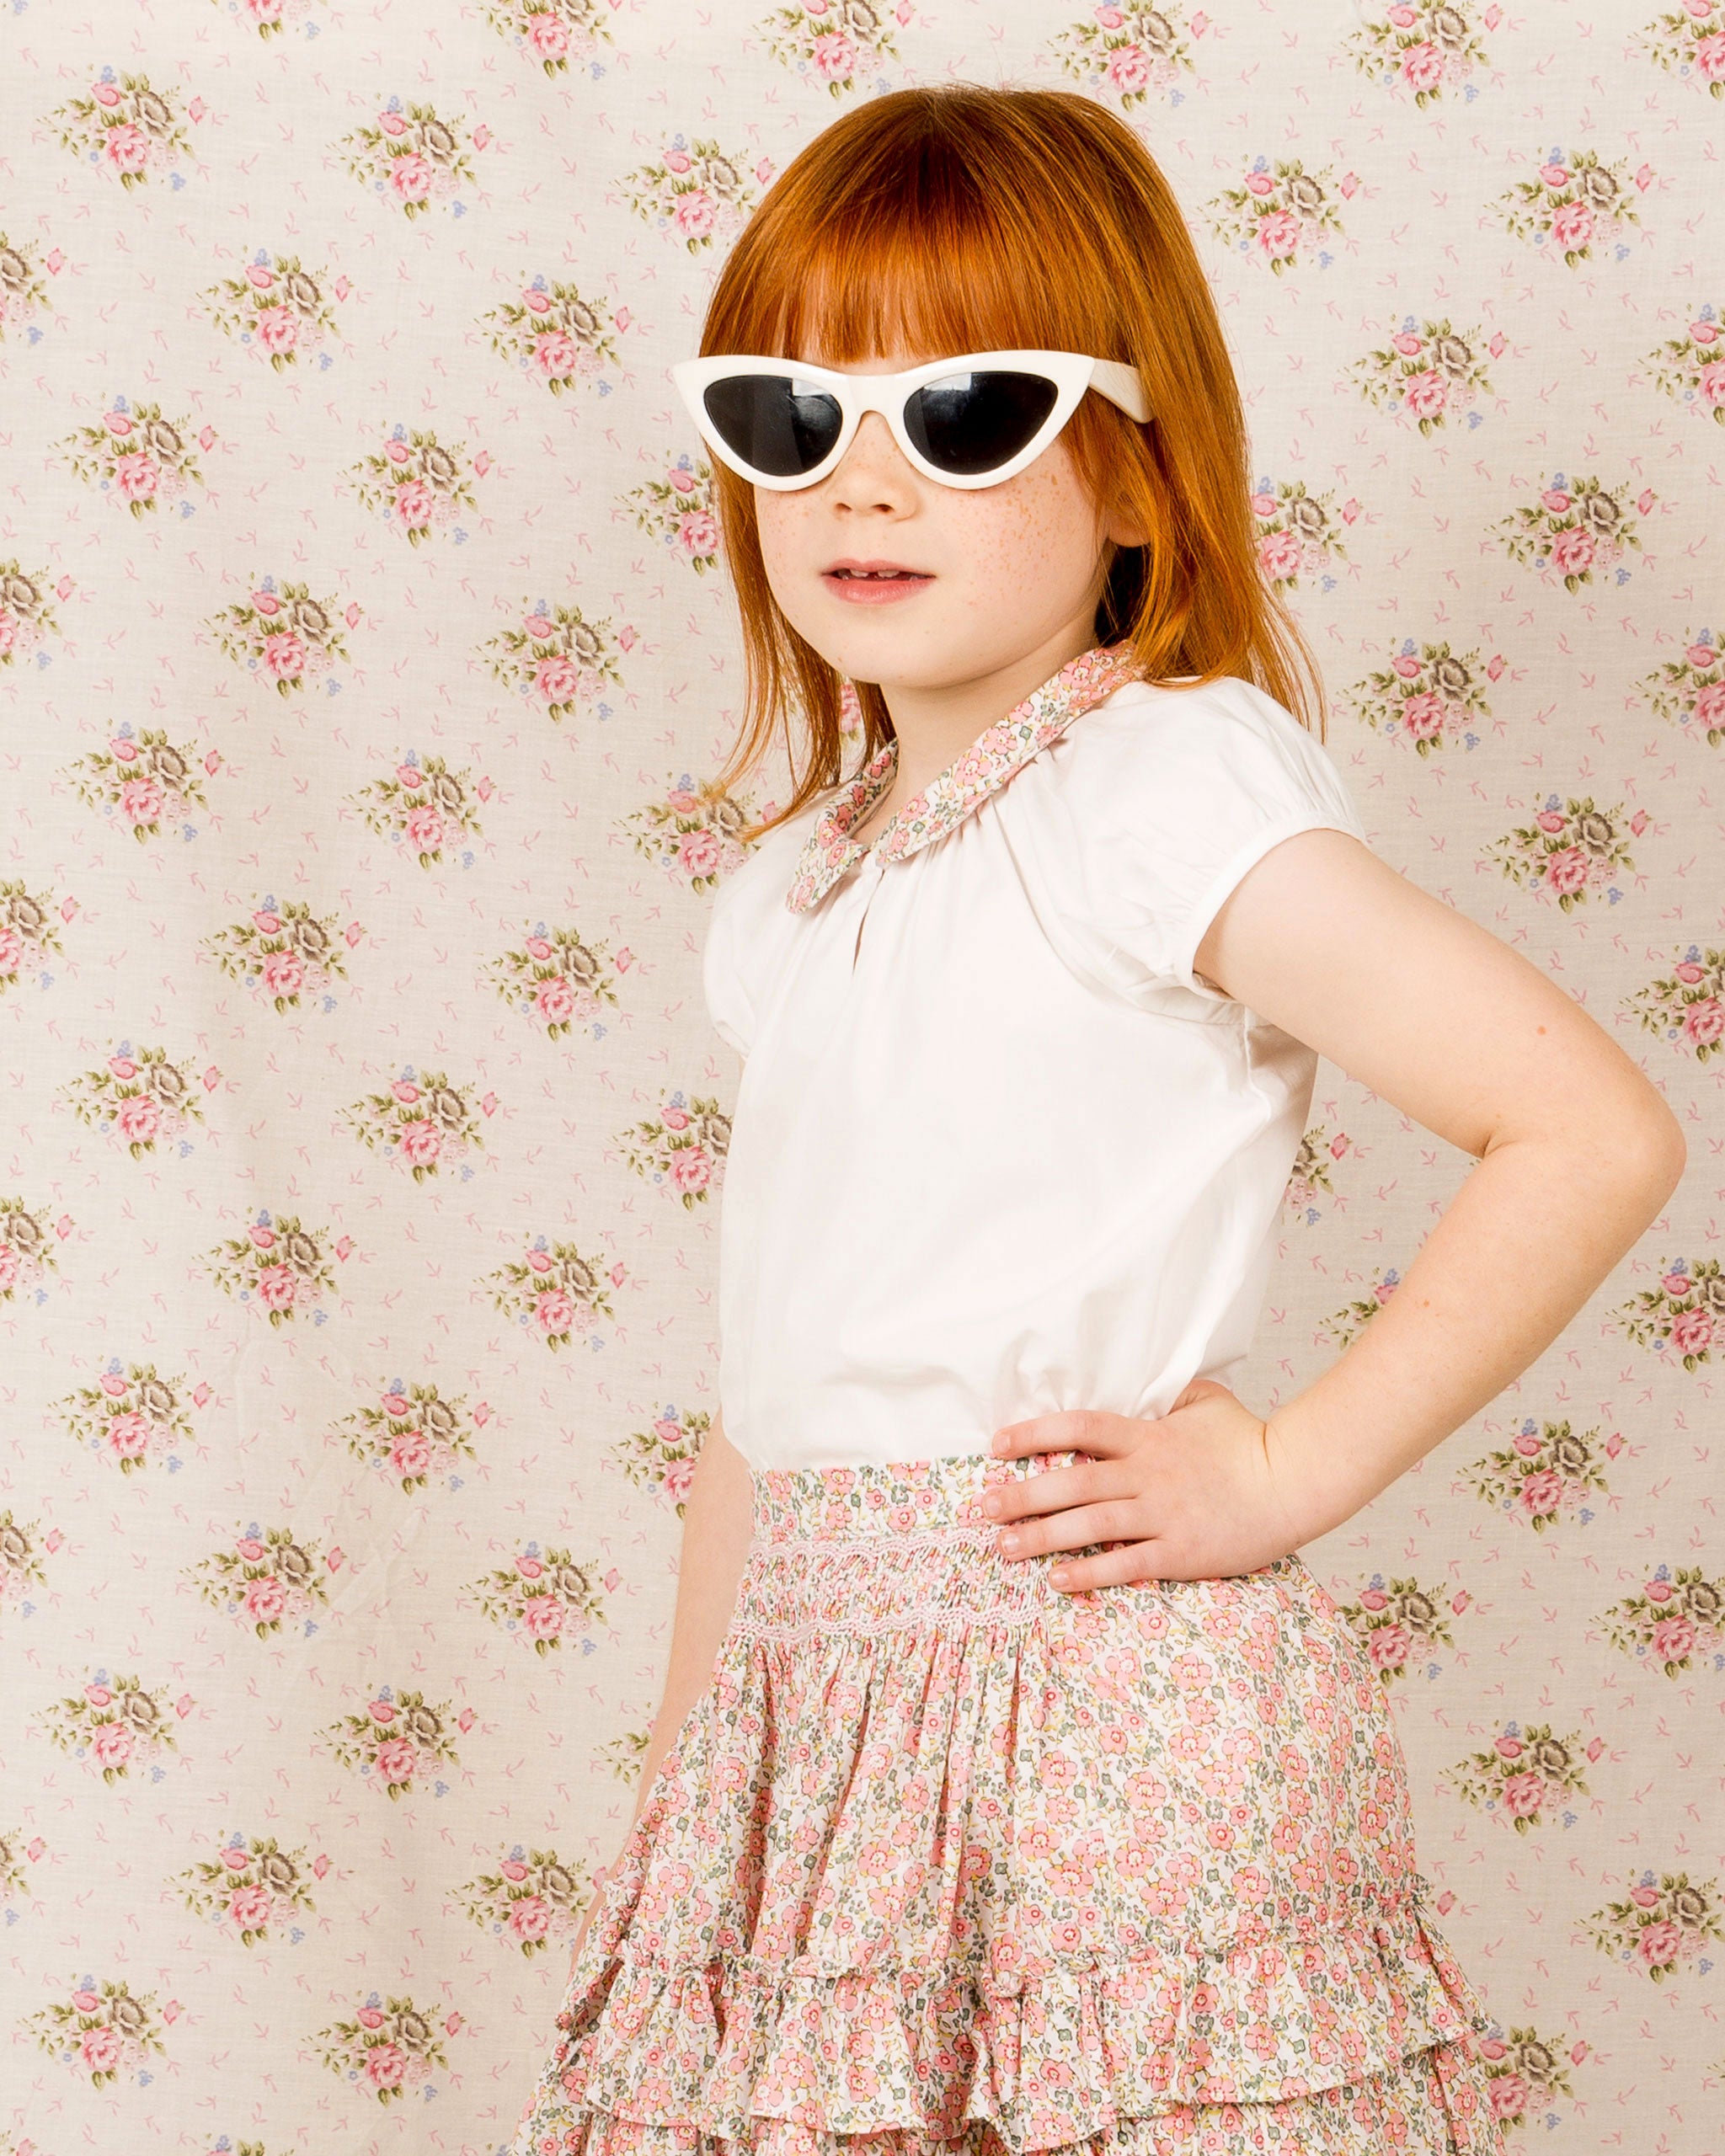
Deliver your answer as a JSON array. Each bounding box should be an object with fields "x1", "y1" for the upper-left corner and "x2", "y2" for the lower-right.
[{"x1": 1, "y1": 0, "x2": 1721, "y2": 2150}]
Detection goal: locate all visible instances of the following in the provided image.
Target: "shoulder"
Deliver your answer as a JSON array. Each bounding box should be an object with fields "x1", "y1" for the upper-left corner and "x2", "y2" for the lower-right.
[
  {"x1": 1055, "y1": 672, "x2": 1361, "y2": 833},
  {"x1": 1013, "y1": 671, "x2": 1368, "y2": 1007}
]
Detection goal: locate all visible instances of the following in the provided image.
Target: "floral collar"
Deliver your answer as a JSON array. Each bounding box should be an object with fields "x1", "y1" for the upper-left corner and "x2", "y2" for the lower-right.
[{"x1": 782, "y1": 643, "x2": 1144, "y2": 914}]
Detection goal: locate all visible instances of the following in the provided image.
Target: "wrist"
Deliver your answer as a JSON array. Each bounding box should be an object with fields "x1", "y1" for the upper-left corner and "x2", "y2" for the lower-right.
[{"x1": 1261, "y1": 1401, "x2": 1378, "y2": 1545}]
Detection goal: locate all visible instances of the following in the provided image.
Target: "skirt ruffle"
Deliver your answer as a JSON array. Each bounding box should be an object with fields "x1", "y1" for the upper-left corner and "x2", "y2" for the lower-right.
[{"x1": 509, "y1": 1453, "x2": 1503, "y2": 2156}]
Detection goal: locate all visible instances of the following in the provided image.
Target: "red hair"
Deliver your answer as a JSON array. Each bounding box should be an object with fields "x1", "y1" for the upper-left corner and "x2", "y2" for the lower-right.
[{"x1": 699, "y1": 84, "x2": 1331, "y2": 843}]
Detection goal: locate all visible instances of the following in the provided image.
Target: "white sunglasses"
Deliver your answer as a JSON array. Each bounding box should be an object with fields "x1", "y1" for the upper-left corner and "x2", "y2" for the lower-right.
[{"x1": 670, "y1": 349, "x2": 1152, "y2": 492}]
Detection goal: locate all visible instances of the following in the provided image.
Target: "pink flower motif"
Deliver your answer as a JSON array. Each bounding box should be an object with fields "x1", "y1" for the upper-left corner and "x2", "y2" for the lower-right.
[
  {"x1": 374, "y1": 1736, "x2": 418, "y2": 1785},
  {"x1": 80, "y1": 2022, "x2": 123, "y2": 2074},
  {"x1": 229, "y1": 1883, "x2": 272, "y2": 1929},
  {"x1": 393, "y1": 478, "x2": 435, "y2": 530},
  {"x1": 532, "y1": 1288, "x2": 576, "y2": 1337},
  {"x1": 535, "y1": 655, "x2": 581, "y2": 705},
  {"x1": 508, "y1": 1892, "x2": 552, "y2": 1939},
  {"x1": 104, "y1": 125, "x2": 150, "y2": 174},
  {"x1": 1491, "y1": 2073, "x2": 1530, "y2": 2118},
  {"x1": 677, "y1": 825, "x2": 724, "y2": 879},
  {"x1": 369, "y1": 1698, "x2": 397, "y2": 1723},
  {"x1": 1245, "y1": 171, "x2": 1276, "y2": 197},
  {"x1": 670, "y1": 1147, "x2": 712, "y2": 1193},
  {"x1": 1670, "y1": 1306, "x2": 1714, "y2": 1355},
  {"x1": 1398, "y1": 40, "x2": 1443, "y2": 91},
  {"x1": 533, "y1": 975, "x2": 576, "y2": 1026},
  {"x1": 261, "y1": 631, "x2": 307, "y2": 680},
  {"x1": 254, "y1": 1259, "x2": 297, "y2": 1310},
  {"x1": 531, "y1": 330, "x2": 581, "y2": 380},
  {"x1": 1366, "y1": 1622, "x2": 1411, "y2": 1668},
  {"x1": 403, "y1": 805, "x2": 445, "y2": 851},
  {"x1": 1254, "y1": 207, "x2": 1301, "y2": 259},
  {"x1": 1637, "y1": 1918, "x2": 1682, "y2": 1968},
  {"x1": 1256, "y1": 528, "x2": 1303, "y2": 581},
  {"x1": 674, "y1": 190, "x2": 717, "y2": 238},
  {"x1": 1682, "y1": 998, "x2": 1723, "y2": 1047},
  {"x1": 1696, "y1": 31, "x2": 1725, "y2": 82},
  {"x1": 259, "y1": 948, "x2": 305, "y2": 997},
  {"x1": 1400, "y1": 368, "x2": 1449, "y2": 419},
  {"x1": 523, "y1": 1595, "x2": 565, "y2": 1640},
  {"x1": 366, "y1": 2041, "x2": 407, "y2": 2088},
  {"x1": 811, "y1": 31, "x2": 857, "y2": 79},
  {"x1": 1699, "y1": 360, "x2": 1725, "y2": 408},
  {"x1": 1542, "y1": 846, "x2": 1589, "y2": 896},
  {"x1": 112, "y1": 1095, "x2": 160, "y2": 1146},
  {"x1": 254, "y1": 306, "x2": 300, "y2": 354},
  {"x1": 389, "y1": 1431, "x2": 432, "y2": 1481},
  {"x1": 92, "y1": 1722, "x2": 135, "y2": 1769},
  {"x1": 120, "y1": 776, "x2": 166, "y2": 826},
  {"x1": 397, "y1": 1118, "x2": 443, "y2": 1167},
  {"x1": 661, "y1": 1454, "x2": 697, "y2": 1504},
  {"x1": 221, "y1": 1845, "x2": 251, "y2": 1870},
  {"x1": 114, "y1": 452, "x2": 161, "y2": 502},
  {"x1": 1500, "y1": 1770, "x2": 1545, "y2": 1818},
  {"x1": 1651, "y1": 1614, "x2": 1696, "y2": 1662},
  {"x1": 523, "y1": 613, "x2": 556, "y2": 639},
  {"x1": 1548, "y1": 526, "x2": 1595, "y2": 576},
  {"x1": 526, "y1": 12, "x2": 570, "y2": 58},
  {"x1": 388, "y1": 153, "x2": 434, "y2": 205},
  {"x1": 1518, "y1": 1468, "x2": 1564, "y2": 1517},
  {"x1": 663, "y1": 148, "x2": 692, "y2": 173},
  {"x1": 243, "y1": 1572, "x2": 288, "y2": 1625},
  {"x1": 1550, "y1": 200, "x2": 1594, "y2": 252},
  {"x1": 98, "y1": 1407, "x2": 158, "y2": 1467},
  {"x1": 677, "y1": 510, "x2": 718, "y2": 557},
  {"x1": 1107, "y1": 44, "x2": 1152, "y2": 94}
]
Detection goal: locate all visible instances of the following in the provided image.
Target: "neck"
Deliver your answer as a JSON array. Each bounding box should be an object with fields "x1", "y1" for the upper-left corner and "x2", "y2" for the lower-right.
[{"x1": 867, "y1": 616, "x2": 1103, "y2": 824}]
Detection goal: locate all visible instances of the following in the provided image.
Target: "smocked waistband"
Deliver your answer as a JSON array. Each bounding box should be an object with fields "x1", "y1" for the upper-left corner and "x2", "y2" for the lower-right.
[{"x1": 745, "y1": 1449, "x2": 1089, "y2": 1546}]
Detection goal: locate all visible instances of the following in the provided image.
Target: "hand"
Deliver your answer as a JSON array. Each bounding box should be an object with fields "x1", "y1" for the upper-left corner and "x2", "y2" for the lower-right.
[{"x1": 981, "y1": 1380, "x2": 1334, "y2": 1591}]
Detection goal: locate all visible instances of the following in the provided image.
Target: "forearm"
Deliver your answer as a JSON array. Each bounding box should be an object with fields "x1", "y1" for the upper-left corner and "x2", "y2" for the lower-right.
[
  {"x1": 626, "y1": 1417, "x2": 756, "y2": 1824},
  {"x1": 1267, "y1": 1118, "x2": 1686, "y2": 1539}
]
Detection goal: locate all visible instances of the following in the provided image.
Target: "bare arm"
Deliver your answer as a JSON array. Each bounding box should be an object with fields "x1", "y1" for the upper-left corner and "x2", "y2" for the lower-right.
[
  {"x1": 964, "y1": 820, "x2": 1690, "y2": 1588},
  {"x1": 569, "y1": 1416, "x2": 755, "y2": 1947},
  {"x1": 1196, "y1": 826, "x2": 1688, "y2": 1535}
]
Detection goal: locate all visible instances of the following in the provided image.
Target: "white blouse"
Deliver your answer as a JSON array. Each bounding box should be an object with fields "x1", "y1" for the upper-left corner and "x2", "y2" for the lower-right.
[{"x1": 702, "y1": 646, "x2": 1370, "y2": 1476}]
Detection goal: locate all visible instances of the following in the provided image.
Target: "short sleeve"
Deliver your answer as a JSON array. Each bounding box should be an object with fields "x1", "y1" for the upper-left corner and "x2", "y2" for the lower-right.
[
  {"x1": 1045, "y1": 674, "x2": 1370, "y2": 1009},
  {"x1": 702, "y1": 871, "x2": 756, "y2": 1059},
  {"x1": 700, "y1": 798, "x2": 826, "y2": 1059}
]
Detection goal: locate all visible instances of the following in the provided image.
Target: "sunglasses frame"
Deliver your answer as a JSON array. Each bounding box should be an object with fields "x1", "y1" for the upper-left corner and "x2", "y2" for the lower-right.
[{"x1": 670, "y1": 349, "x2": 1152, "y2": 493}]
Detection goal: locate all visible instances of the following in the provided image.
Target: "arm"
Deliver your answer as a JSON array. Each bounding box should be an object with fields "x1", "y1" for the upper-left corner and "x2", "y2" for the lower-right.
[
  {"x1": 1203, "y1": 828, "x2": 1687, "y2": 1538},
  {"x1": 984, "y1": 827, "x2": 1688, "y2": 1583},
  {"x1": 569, "y1": 1415, "x2": 756, "y2": 1945}
]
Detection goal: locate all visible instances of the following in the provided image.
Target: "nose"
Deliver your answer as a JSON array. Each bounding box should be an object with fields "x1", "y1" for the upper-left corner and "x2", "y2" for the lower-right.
[{"x1": 825, "y1": 409, "x2": 919, "y2": 515}]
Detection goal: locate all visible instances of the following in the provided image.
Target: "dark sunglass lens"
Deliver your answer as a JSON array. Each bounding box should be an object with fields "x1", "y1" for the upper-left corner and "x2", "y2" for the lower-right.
[
  {"x1": 904, "y1": 371, "x2": 1060, "y2": 475},
  {"x1": 702, "y1": 376, "x2": 842, "y2": 478}
]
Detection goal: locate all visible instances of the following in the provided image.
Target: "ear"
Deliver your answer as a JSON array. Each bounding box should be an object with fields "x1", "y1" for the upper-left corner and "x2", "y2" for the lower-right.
[{"x1": 1104, "y1": 506, "x2": 1149, "y2": 549}]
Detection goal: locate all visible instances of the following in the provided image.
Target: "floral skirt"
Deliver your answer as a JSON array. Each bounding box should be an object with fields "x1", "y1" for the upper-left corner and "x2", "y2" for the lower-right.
[{"x1": 508, "y1": 1453, "x2": 1504, "y2": 2156}]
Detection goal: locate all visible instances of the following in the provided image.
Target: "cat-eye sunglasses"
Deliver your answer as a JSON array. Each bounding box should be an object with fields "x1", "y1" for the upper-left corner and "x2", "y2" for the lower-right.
[{"x1": 671, "y1": 349, "x2": 1152, "y2": 492}]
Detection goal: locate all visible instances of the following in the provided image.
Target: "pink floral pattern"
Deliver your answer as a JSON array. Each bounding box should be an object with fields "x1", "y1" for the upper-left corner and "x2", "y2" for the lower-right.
[
  {"x1": 785, "y1": 645, "x2": 1144, "y2": 913},
  {"x1": 6, "y1": 3, "x2": 1720, "y2": 2143},
  {"x1": 508, "y1": 1454, "x2": 1502, "y2": 2156}
]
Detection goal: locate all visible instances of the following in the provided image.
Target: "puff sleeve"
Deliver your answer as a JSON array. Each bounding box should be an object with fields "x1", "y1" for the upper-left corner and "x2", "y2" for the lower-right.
[
  {"x1": 1039, "y1": 673, "x2": 1370, "y2": 1010},
  {"x1": 702, "y1": 873, "x2": 756, "y2": 1058},
  {"x1": 700, "y1": 799, "x2": 825, "y2": 1059}
]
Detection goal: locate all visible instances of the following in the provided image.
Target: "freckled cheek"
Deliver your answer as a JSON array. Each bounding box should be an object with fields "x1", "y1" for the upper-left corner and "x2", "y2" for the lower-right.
[{"x1": 954, "y1": 477, "x2": 1096, "y2": 586}]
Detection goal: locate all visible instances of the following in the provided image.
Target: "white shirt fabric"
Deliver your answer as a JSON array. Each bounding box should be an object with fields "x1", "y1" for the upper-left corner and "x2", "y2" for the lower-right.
[{"x1": 702, "y1": 654, "x2": 1370, "y2": 1476}]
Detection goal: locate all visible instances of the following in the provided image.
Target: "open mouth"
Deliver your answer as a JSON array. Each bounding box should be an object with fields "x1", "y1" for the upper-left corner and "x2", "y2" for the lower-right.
[{"x1": 822, "y1": 560, "x2": 936, "y2": 603}]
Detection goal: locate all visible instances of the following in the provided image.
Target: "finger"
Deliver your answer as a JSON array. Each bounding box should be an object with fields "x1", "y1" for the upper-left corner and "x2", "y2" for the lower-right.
[
  {"x1": 982, "y1": 1455, "x2": 1131, "y2": 1526},
  {"x1": 991, "y1": 1409, "x2": 1139, "y2": 1459},
  {"x1": 1044, "y1": 1539, "x2": 1172, "y2": 1594},
  {"x1": 996, "y1": 1496, "x2": 1145, "y2": 1561}
]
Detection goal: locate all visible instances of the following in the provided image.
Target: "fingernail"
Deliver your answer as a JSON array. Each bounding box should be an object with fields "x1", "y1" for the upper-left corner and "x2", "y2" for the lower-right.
[
  {"x1": 990, "y1": 1431, "x2": 1007, "y2": 1454},
  {"x1": 1049, "y1": 1566, "x2": 1068, "y2": 1587},
  {"x1": 1000, "y1": 1532, "x2": 1019, "y2": 1554}
]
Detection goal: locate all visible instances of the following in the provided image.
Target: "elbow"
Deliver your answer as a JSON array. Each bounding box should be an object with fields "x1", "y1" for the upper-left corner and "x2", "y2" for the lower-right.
[{"x1": 1622, "y1": 1099, "x2": 1687, "y2": 1213}]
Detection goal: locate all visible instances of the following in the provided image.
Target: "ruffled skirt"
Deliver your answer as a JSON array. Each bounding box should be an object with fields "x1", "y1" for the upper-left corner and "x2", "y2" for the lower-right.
[{"x1": 508, "y1": 1453, "x2": 1503, "y2": 2156}]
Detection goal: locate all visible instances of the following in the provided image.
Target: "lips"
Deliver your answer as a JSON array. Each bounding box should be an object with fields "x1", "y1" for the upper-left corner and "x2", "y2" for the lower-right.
[{"x1": 824, "y1": 559, "x2": 934, "y2": 580}]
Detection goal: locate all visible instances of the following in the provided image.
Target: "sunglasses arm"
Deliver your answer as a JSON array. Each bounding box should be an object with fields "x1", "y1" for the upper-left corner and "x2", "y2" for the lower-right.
[{"x1": 1089, "y1": 359, "x2": 1151, "y2": 424}]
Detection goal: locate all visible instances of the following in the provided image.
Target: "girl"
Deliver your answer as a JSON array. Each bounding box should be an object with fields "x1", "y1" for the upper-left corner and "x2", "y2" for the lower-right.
[{"x1": 509, "y1": 86, "x2": 1684, "y2": 2156}]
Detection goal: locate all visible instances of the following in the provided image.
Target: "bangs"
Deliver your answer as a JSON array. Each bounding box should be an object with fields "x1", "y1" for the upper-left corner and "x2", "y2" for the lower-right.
[{"x1": 701, "y1": 101, "x2": 1131, "y2": 366}]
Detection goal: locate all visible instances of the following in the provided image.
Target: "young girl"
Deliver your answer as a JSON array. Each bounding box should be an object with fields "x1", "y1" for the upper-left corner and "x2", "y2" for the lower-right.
[{"x1": 508, "y1": 86, "x2": 1684, "y2": 2156}]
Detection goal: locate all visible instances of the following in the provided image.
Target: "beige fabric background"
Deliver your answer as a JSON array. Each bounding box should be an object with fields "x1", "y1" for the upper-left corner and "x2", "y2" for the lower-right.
[{"x1": 2, "y1": 1, "x2": 1722, "y2": 2150}]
